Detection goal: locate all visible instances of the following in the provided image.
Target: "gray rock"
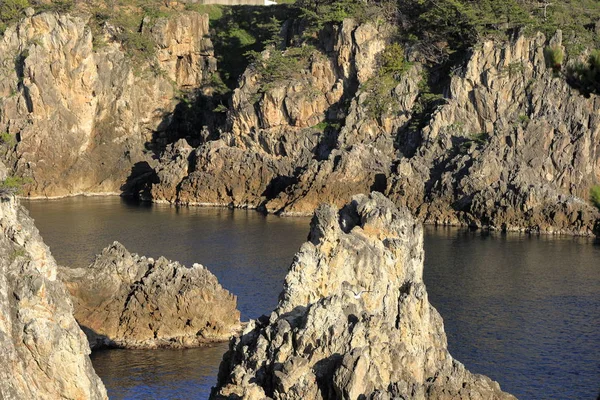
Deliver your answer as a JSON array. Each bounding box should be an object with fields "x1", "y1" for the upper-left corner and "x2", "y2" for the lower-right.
[
  {"x1": 211, "y1": 192, "x2": 515, "y2": 399},
  {"x1": 0, "y1": 173, "x2": 107, "y2": 398},
  {"x1": 0, "y1": 11, "x2": 215, "y2": 198}
]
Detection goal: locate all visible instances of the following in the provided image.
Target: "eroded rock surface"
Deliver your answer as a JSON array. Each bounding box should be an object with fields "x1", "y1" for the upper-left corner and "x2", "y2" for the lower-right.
[
  {"x1": 386, "y1": 32, "x2": 600, "y2": 235},
  {"x1": 152, "y1": 19, "x2": 393, "y2": 209},
  {"x1": 152, "y1": 18, "x2": 599, "y2": 235},
  {"x1": 0, "y1": 163, "x2": 107, "y2": 399},
  {"x1": 211, "y1": 192, "x2": 515, "y2": 400},
  {"x1": 60, "y1": 242, "x2": 241, "y2": 349},
  {"x1": 0, "y1": 10, "x2": 215, "y2": 197}
]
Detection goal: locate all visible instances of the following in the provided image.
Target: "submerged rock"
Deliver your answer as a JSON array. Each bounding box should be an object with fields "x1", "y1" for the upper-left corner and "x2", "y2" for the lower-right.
[
  {"x1": 60, "y1": 242, "x2": 241, "y2": 349},
  {"x1": 211, "y1": 192, "x2": 515, "y2": 399},
  {"x1": 0, "y1": 166, "x2": 107, "y2": 398}
]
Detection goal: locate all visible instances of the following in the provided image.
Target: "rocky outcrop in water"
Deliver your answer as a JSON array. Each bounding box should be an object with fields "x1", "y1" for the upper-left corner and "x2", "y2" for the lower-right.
[
  {"x1": 211, "y1": 192, "x2": 515, "y2": 399},
  {"x1": 60, "y1": 241, "x2": 241, "y2": 349},
  {"x1": 0, "y1": 163, "x2": 107, "y2": 399},
  {"x1": 0, "y1": 9, "x2": 215, "y2": 198},
  {"x1": 151, "y1": 20, "x2": 599, "y2": 235}
]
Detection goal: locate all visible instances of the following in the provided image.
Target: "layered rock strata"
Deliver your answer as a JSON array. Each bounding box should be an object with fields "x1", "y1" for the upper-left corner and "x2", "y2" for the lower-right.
[
  {"x1": 60, "y1": 241, "x2": 241, "y2": 349},
  {"x1": 0, "y1": 162, "x2": 107, "y2": 399},
  {"x1": 211, "y1": 192, "x2": 515, "y2": 399},
  {"x1": 0, "y1": 10, "x2": 215, "y2": 197}
]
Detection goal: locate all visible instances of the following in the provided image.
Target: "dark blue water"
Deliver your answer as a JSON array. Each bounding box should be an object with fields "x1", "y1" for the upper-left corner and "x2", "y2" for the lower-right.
[{"x1": 23, "y1": 197, "x2": 600, "y2": 400}]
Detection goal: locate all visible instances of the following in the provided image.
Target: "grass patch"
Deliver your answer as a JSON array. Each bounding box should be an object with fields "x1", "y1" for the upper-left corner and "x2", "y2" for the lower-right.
[
  {"x1": 0, "y1": 132, "x2": 16, "y2": 147},
  {"x1": 0, "y1": 176, "x2": 28, "y2": 197},
  {"x1": 591, "y1": 185, "x2": 600, "y2": 210}
]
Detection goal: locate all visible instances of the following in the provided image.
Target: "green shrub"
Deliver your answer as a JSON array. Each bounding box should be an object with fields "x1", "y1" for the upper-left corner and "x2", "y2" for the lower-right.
[
  {"x1": 0, "y1": 176, "x2": 27, "y2": 197},
  {"x1": 248, "y1": 45, "x2": 316, "y2": 98},
  {"x1": 567, "y1": 49, "x2": 600, "y2": 95},
  {"x1": 0, "y1": 132, "x2": 16, "y2": 147},
  {"x1": 591, "y1": 185, "x2": 600, "y2": 210},
  {"x1": 298, "y1": 0, "x2": 365, "y2": 31},
  {"x1": 35, "y1": 0, "x2": 74, "y2": 14},
  {"x1": 379, "y1": 43, "x2": 410, "y2": 78},
  {"x1": 0, "y1": 0, "x2": 29, "y2": 34},
  {"x1": 544, "y1": 45, "x2": 564, "y2": 71},
  {"x1": 362, "y1": 43, "x2": 411, "y2": 119}
]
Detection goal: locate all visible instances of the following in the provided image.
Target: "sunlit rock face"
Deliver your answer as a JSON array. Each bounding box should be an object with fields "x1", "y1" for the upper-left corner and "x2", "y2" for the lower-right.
[
  {"x1": 60, "y1": 241, "x2": 241, "y2": 349},
  {"x1": 211, "y1": 192, "x2": 515, "y2": 400},
  {"x1": 152, "y1": 18, "x2": 599, "y2": 235},
  {"x1": 0, "y1": 10, "x2": 215, "y2": 198},
  {"x1": 152, "y1": 19, "x2": 395, "y2": 210},
  {"x1": 0, "y1": 162, "x2": 107, "y2": 399}
]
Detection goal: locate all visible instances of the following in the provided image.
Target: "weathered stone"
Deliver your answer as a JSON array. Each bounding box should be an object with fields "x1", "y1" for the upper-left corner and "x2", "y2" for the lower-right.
[
  {"x1": 0, "y1": 10, "x2": 215, "y2": 198},
  {"x1": 149, "y1": 139, "x2": 194, "y2": 203},
  {"x1": 211, "y1": 192, "x2": 515, "y2": 399},
  {"x1": 60, "y1": 241, "x2": 241, "y2": 349},
  {"x1": 386, "y1": 32, "x2": 600, "y2": 235},
  {"x1": 0, "y1": 168, "x2": 107, "y2": 399},
  {"x1": 153, "y1": 19, "x2": 393, "y2": 208},
  {"x1": 167, "y1": 26, "x2": 600, "y2": 236}
]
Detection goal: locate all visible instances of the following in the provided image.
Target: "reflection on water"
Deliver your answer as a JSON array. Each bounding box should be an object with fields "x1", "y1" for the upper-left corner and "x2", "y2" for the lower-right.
[{"x1": 24, "y1": 197, "x2": 600, "y2": 400}]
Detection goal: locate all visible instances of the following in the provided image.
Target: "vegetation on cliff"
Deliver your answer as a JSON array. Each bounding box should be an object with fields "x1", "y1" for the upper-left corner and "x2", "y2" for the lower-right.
[{"x1": 591, "y1": 185, "x2": 600, "y2": 210}]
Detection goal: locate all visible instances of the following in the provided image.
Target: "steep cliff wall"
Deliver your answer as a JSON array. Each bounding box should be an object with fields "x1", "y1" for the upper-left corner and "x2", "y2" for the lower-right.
[
  {"x1": 388, "y1": 32, "x2": 600, "y2": 235},
  {"x1": 151, "y1": 19, "x2": 393, "y2": 208},
  {"x1": 0, "y1": 162, "x2": 107, "y2": 399},
  {"x1": 153, "y1": 21, "x2": 599, "y2": 235},
  {"x1": 0, "y1": 9, "x2": 215, "y2": 197},
  {"x1": 211, "y1": 193, "x2": 514, "y2": 399}
]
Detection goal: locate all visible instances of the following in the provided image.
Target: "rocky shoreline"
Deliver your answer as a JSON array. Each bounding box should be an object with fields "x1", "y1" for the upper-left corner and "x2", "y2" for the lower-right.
[{"x1": 0, "y1": 8, "x2": 597, "y2": 236}]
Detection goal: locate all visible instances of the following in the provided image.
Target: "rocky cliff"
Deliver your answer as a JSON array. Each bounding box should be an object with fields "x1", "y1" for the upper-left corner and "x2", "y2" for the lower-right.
[
  {"x1": 151, "y1": 20, "x2": 599, "y2": 235},
  {"x1": 150, "y1": 19, "x2": 393, "y2": 208},
  {"x1": 0, "y1": 162, "x2": 107, "y2": 399},
  {"x1": 0, "y1": 8, "x2": 215, "y2": 197},
  {"x1": 211, "y1": 192, "x2": 514, "y2": 399},
  {"x1": 60, "y1": 241, "x2": 241, "y2": 349}
]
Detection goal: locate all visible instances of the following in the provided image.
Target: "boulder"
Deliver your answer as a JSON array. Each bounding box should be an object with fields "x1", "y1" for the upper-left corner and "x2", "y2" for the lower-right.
[{"x1": 60, "y1": 242, "x2": 241, "y2": 349}]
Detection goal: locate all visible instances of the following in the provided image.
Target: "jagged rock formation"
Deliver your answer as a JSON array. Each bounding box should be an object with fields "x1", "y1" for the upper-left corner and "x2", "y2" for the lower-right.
[
  {"x1": 0, "y1": 9, "x2": 215, "y2": 197},
  {"x1": 0, "y1": 162, "x2": 107, "y2": 399},
  {"x1": 152, "y1": 19, "x2": 392, "y2": 208},
  {"x1": 59, "y1": 241, "x2": 241, "y2": 349},
  {"x1": 151, "y1": 20, "x2": 599, "y2": 235},
  {"x1": 386, "y1": 32, "x2": 600, "y2": 235},
  {"x1": 211, "y1": 192, "x2": 514, "y2": 399}
]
